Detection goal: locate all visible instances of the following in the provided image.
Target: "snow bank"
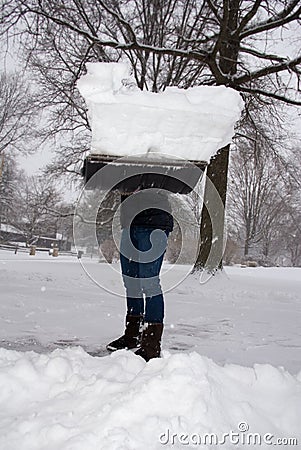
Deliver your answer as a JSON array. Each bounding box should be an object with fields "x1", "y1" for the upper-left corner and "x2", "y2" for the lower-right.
[
  {"x1": 77, "y1": 63, "x2": 244, "y2": 161},
  {"x1": 0, "y1": 348, "x2": 300, "y2": 450}
]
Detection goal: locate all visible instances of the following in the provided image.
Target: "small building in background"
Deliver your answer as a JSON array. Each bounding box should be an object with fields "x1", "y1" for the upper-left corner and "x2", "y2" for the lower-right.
[{"x1": 0, "y1": 223, "x2": 71, "y2": 251}]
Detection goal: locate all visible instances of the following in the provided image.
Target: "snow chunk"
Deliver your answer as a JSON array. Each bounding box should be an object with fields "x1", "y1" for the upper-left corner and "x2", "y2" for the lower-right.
[
  {"x1": 0, "y1": 348, "x2": 300, "y2": 450},
  {"x1": 77, "y1": 62, "x2": 244, "y2": 161}
]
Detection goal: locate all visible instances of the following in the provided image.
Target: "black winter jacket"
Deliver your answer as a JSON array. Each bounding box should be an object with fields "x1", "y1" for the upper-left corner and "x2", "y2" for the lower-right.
[{"x1": 120, "y1": 190, "x2": 173, "y2": 232}]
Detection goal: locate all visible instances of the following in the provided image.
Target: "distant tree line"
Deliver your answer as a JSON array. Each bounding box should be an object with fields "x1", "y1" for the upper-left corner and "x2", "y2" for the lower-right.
[{"x1": 0, "y1": 153, "x2": 74, "y2": 247}]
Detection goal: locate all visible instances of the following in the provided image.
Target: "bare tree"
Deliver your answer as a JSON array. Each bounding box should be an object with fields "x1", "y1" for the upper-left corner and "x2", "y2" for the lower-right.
[
  {"x1": 10, "y1": 175, "x2": 62, "y2": 245},
  {"x1": 277, "y1": 149, "x2": 301, "y2": 266},
  {"x1": 0, "y1": 152, "x2": 21, "y2": 227},
  {"x1": 228, "y1": 147, "x2": 284, "y2": 259},
  {"x1": 0, "y1": 72, "x2": 36, "y2": 155},
  {"x1": 73, "y1": 187, "x2": 120, "y2": 256},
  {"x1": 227, "y1": 125, "x2": 301, "y2": 265},
  {"x1": 284, "y1": 218, "x2": 301, "y2": 266},
  {"x1": 53, "y1": 201, "x2": 76, "y2": 249},
  {"x1": 2, "y1": 0, "x2": 300, "y2": 269},
  {"x1": 4, "y1": 1, "x2": 299, "y2": 102}
]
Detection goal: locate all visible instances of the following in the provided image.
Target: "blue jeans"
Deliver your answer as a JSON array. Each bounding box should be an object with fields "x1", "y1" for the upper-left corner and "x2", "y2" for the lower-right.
[{"x1": 120, "y1": 226, "x2": 169, "y2": 323}]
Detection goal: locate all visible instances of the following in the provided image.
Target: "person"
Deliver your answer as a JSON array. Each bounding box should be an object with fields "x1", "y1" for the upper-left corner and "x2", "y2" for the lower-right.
[{"x1": 106, "y1": 188, "x2": 173, "y2": 361}]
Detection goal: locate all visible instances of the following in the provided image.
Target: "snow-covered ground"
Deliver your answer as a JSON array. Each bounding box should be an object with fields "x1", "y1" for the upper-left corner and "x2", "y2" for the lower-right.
[{"x1": 0, "y1": 249, "x2": 301, "y2": 449}]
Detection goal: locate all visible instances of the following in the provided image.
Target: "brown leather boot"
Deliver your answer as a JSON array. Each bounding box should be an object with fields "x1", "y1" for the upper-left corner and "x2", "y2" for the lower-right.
[
  {"x1": 106, "y1": 315, "x2": 143, "y2": 351},
  {"x1": 135, "y1": 323, "x2": 164, "y2": 361}
]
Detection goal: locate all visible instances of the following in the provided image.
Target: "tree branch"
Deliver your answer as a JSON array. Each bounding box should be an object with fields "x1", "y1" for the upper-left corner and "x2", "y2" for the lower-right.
[
  {"x1": 95, "y1": 0, "x2": 138, "y2": 44},
  {"x1": 233, "y1": 56, "x2": 301, "y2": 85},
  {"x1": 239, "y1": 46, "x2": 287, "y2": 63},
  {"x1": 236, "y1": 85, "x2": 301, "y2": 106},
  {"x1": 21, "y1": 5, "x2": 210, "y2": 63},
  {"x1": 240, "y1": 1, "x2": 301, "y2": 39},
  {"x1": 205, "y1": 0, "x2": 222, "y2": 22},
  {"x1": 233, "y1": 0, "x2": 262, "y2": 37}
]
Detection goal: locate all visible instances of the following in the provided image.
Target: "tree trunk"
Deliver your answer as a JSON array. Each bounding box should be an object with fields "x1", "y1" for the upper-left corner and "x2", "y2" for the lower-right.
[
  {"x1": 244, "y1": 240, "x2": 249, "y2": 257},
  {"x1": 194, "y1": 145, "x2": 229, "y2": 271},
  {"x1": 195, "y1": 1, "x2": 240, "y2": 271}
]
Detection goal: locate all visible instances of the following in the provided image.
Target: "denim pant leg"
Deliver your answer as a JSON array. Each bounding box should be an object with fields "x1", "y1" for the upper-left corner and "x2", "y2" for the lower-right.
[
  {"x1": 120, "y1": 228, "x2": 144, "y2": 316},
  {"x1": 143, "y1": 256, "x2": 165, "y2": 323},
  {"x1": 132, "y1": 227, "x2": 169, "y2": 323}
]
